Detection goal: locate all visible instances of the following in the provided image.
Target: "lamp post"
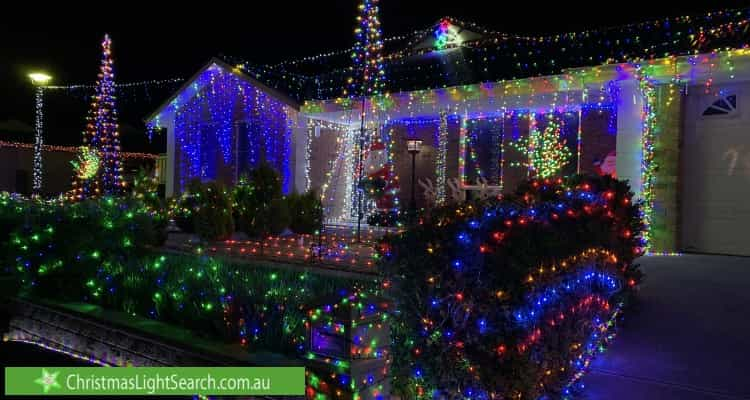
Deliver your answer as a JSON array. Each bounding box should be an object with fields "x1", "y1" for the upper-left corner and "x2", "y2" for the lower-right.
[
  {"x1": 407, "y1": 138, "x2": 423, "y2": 220},
  {"x1": 356, "y1": 96, "x2": 366, "y2": 243},
  {"x1": 28, "y1": 72, "x2": 52, "y2": 196}
]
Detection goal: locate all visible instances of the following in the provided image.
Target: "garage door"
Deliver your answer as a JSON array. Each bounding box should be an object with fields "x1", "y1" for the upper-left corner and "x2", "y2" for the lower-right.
[{"x1": 682, "y1": 85, "x2": 750, "y2": 256}]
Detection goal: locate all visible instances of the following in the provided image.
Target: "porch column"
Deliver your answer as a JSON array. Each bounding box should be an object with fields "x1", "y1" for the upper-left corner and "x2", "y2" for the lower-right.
[
  {"x1": 616, "y1": 79, "x2": 645, "y2": 199},
  {"x1": 293, "y1": 114, "x2": 310, "y2": 194},
  {"x1": 650, "y1": 85, "x2": 683, "y2": 253},
  {"x1": 165, "y1": 118, "x2": 176, "y2": 198}
]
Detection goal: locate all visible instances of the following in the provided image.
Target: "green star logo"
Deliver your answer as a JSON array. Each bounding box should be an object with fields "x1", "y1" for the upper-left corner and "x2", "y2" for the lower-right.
[{"x1": 34, "y1": 368, "x2": 61, "y2": 393}]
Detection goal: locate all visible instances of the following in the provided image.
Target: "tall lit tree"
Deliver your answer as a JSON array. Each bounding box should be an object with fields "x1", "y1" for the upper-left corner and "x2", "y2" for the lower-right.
[
  {"x1": 346, "y1": 0, "x2": 388, "y2": 241},
  {"x1": 344, "y1": 0, "x2": 386, "y2": 98},
  {"x1": 71, "y1": 34, "x2": 122, "y2": 200}
]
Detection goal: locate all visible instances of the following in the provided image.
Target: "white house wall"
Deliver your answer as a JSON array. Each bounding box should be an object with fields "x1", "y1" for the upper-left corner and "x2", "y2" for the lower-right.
[
  {"x1": 615, "y1": 80, "x2": 645, "y2": 198},
  {"x1": 681, "y1": 80, "x2": 750, "y2": 255}
]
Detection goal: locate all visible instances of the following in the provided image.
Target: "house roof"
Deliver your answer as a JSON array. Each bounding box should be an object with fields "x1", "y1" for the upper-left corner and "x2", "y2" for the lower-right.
[
  {"x1": 0, "y1": 119, "x2": 34, "y2": 133},
  {"x1": 301, "y1": 47, "x2": 750, "y2": 123},
  {"x1": 227, "y1": 9, "x2": 750, "y2": 102},
  {"x1": 145, "y1": 57, "x2": 299, "y2": 124},
  {"x1": 145, "y1": 8, "x2": 750, "y2": 124},
  {"x1": 0, "y1": 119, "x2": 35, "y2": 142}
]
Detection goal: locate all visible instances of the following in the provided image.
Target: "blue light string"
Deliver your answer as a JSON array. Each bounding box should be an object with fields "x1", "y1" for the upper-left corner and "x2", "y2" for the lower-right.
[
  {"x1": 171, "y1": 68, "x2": 293, "y2": 192},
  {"x1": 513, "y1": 268, "x2": 620, "y2": 327}
]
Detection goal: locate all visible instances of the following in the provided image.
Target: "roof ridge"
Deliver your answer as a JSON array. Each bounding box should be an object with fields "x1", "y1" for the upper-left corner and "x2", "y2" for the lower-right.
[{"x1": 260, "y1": 7, "x2": 750, "y2": 70}]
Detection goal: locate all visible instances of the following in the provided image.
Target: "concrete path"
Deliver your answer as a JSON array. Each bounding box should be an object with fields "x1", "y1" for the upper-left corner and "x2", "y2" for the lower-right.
[{"x1": 583, "y1": 254, "x2": 750, "y2": 400}]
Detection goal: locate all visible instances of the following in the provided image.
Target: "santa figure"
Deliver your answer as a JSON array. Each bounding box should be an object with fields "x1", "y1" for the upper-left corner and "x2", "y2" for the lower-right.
[
  {"x1": 593, "y1": 150, "x2": 617, "y2": 177},
  {"x1": 363, "y1": 140, "x2": 397, "y2": 210}
]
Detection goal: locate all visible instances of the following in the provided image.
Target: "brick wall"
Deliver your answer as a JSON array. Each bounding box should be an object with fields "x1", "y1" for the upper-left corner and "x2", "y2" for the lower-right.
[{"x1": 650, "y1": 85, "x2": 682, "y2": 253}]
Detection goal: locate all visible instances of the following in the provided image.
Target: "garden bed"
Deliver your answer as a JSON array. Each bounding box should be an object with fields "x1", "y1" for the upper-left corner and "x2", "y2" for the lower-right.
[
  {"x1": 164, "y1": 232, "x2": 379, "y2": 275},
  {"x1": 0, "y1": 193, "x2": 378, "y2": 358},
  {"x1": 2, "y1": 174, "x2": 643, "y2": 399}
]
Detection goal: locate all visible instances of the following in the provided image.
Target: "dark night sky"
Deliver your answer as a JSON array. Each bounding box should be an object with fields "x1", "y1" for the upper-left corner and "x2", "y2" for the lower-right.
[{"x1": 1, "y1": 1, "x2": 748, "y2": 151}]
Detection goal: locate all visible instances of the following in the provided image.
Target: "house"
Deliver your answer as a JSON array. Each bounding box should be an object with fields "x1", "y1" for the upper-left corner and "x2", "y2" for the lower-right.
[
  {"x1": 146, "y1": 10, "x2": 750, "y2": 256},
  {"x1": 145, "y1": 59, "x2": 298, "y2": 197},
  {"x1": 0, "y1": 119, "x2": 162, "y2": 196}
]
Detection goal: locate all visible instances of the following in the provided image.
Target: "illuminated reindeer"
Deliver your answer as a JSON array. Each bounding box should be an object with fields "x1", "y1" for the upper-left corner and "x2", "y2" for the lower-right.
[
  {"x1": 418, "y1": 178, "x2": 437, "y2": 208},
  {"x1": 447, "y1": 178, "x2": 466, "y2": 204},
  {"x1": 475, "y1": 177, "x2": 502, "y2": 202}
]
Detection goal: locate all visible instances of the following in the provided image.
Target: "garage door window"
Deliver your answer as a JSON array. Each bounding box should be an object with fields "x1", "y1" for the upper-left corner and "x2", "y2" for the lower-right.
[{"x1": 702, "y1": 94, "x2": 737, "y2": 117}]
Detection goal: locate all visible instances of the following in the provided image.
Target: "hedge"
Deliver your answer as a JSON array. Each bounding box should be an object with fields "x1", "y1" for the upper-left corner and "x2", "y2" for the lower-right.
[
  {"x1": 379, "y1": 175, "x2": 644, "y2": 399},
  {"x1": 171, "y1": 165, "x2": 322, "y2": 241},
  {"x1": 0, "y1": 192, "x2": 373, "y2": 355}
]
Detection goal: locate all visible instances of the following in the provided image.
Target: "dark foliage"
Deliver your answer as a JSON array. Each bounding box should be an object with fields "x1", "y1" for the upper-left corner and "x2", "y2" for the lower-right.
[{"x1": 287, "y1": 190, "x2": 323, "y2": 235}]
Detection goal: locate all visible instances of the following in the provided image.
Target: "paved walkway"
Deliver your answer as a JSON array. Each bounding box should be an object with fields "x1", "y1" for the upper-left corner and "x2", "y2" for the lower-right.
[{"x1": 583, "y1": 254, "x2": 750, "y2": 400}]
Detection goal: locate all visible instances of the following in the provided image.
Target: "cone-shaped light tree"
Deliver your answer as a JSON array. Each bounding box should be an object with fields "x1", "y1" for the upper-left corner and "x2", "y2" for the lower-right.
[
  {"x1": 346, "y1": 0, "x2": 388, "y2": 240},
  {"x1": 344, "y1": 0, "x2": 386, "y2": 98},
  {"x1": 71, "y1": 34, "x2": 122, "y2": 200}
]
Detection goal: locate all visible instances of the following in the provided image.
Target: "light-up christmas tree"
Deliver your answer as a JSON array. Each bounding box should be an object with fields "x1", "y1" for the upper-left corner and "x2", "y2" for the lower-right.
[
  {"x1": 344, "y1": 0, "x2": 386, "y2": 98},
  {"x1": 71, "y1": 34, "x2": 122, "y2": 200},
  {"x1": 510, "y1": 116, "x2": 572, "y2": 178},
  {"x1": 346, "y1": 0, "x2": 389, "y2": 239}
]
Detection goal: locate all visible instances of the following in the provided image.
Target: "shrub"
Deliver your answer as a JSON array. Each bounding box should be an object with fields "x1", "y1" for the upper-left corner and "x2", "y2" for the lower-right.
[
  {"x1": 366, "y1": 209, "x2": 401, "y2": 227},
  {"x1": 233, "y1": 163, "x2": 284, "y2": 237},
  {"x1": 248, "y1": 163, "x2": 283, "y2": 208},
  {"x1": 173, "y1": 165, "x2": 317, "y2": 239},
  {"x1": 232, "y1": 175, "x2": 255, "y2": 234},
  {"x1": 193, "y1": 181, "x2": 234, "y2": 241},
  {"x1": 169, "y1": 179, "x2": 203, "y2": 234},
  {"x1": 380, "y1": 175, "x2": 643, "y2": 399},
  {"x1": 131, "y1": 168, "x2": 164, "y2": 213},
  {"x1": 287, "y1": 190, "x2": 323, "y2": 234},
  {"x1": 170, "y1": 179, "x2": 234, "y2": 241},
  {"x1": 131, "y1": 168, "x2": 167, "y2": 243},
  {"x1": 1, "y1": 194, "x2": 164, "y2": 301},
  {"x1": 266, "y1": 197, "x2": 291, "y2": 236},
  {"x1": 2, "y1": 191, "x2": 375, "y2": 354},
  {"x1": 0, "y1": 192, "x2": 27, "y2": 246}
]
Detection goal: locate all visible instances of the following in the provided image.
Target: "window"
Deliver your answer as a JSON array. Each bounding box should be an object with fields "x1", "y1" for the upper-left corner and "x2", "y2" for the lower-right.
[{"x1": 702, "y1": 94, "x2": 738, "y2": 117}]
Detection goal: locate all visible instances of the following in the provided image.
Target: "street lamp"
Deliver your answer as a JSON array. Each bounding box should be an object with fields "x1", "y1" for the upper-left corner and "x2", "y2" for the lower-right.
[
  {"x1": 407, "y1": 138, "x2": 423, "y2": 220},
  {"x1": 29, "y1": 72, "x2": 52, "y2": 196},
  {"x1": 28, "y1": 73, "x2": 52, "y2": 86}
]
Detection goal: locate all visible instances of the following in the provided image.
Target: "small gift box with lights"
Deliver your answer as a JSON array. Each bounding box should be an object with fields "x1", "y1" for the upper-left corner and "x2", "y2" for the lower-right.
[{"x1": 305, "y1": 292, "x2": 391, "y2": 400}]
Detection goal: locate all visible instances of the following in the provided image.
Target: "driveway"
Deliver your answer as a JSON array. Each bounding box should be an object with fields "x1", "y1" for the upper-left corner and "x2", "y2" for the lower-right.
[{"x1": 582, "y1": 254, "x2": 750, "y2": 399}]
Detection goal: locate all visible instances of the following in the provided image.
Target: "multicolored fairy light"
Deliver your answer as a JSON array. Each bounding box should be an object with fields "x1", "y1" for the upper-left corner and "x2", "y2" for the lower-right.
[
  {"x1": 458, "y1": 114, "x2": 468, "y2": 185},
  {"x1": 636, "y1": 65, "x2": 657, "y2": 250},
  {"x1": 381, "y1": 175, "x2": 643, "y2": 399},
  {"x1": 434, "y1": 19, "x2": 451, "y2": 50},
  {"x1": 70, "y1": 146, "x2": 100, "y2": 180},
  {"x1": 345, "y1": 0, "x2": 386, "y2": 98},
  {"x1": 71, "y1": 34, "x2": 123, "y2": 200},
  {"x1": 0, "y1": 141, "x2": 158, "y2": 160},
  {"x1": 32, "y1": 86, "x2": 45, "y2": 194},
  {"x1": 435, "y1": 111, "x2": 448, "y2": 205},
  {"x1": 155, "y1": 64, "x2": 294, "y2": 193},
  {"x1": 2, "y1": 189, "x2": 381, "y2": 372},
  {"x1": 260, "y1": 9, "x2": 750, "y2": 102},
  {"x1": 510, "y1": 114, "x2": 572, "y2": 178},
  {"x1": 28, "y1": 72, "x2": 52, "y2": 195}
]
